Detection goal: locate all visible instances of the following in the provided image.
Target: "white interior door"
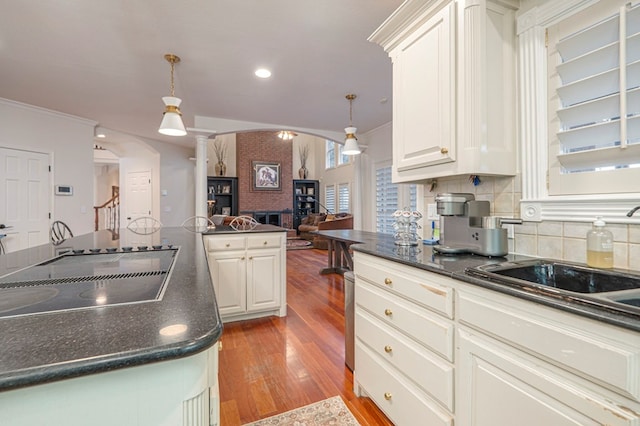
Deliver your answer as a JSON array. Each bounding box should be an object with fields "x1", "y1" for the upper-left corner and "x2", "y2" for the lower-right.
[
  {"x1": 125, "y1": 170, "x2": 152, "y2": 225},
  {"x1": 0, "y1": 147, "x2": 50, "y2": 253}
]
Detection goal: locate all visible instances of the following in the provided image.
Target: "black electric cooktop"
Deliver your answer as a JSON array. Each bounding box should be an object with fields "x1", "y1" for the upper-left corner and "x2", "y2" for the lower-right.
[{"x1": 0, "y1": 247, "x2": 178, "y2": 318}]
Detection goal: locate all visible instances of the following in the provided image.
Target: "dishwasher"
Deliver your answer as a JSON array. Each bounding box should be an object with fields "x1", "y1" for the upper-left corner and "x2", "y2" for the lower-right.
[{"x1": 344, "y1": 271, "x2": 355, "y2": 371}]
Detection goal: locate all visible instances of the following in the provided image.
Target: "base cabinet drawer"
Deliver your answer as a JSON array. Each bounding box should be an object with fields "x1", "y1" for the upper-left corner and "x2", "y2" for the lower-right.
[
  {"x1": 355, "y1": 342, "x2": 453, "y2": 426},
  {"x1": 356, "y1": 308, "x2": 453, "y2": 410},
  {"x1": 354, "y1": 252, "x2": 454, "y2": 319},
  {"x1": 356, "y1": 279, "x2": 454, "y2": 361}
]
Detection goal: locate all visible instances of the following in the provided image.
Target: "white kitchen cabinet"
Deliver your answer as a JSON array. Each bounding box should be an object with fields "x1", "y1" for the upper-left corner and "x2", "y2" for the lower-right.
[
  {"x1": 457, "y1": 284, "x2": 640, "y2": 426},
  {"x1": 204, "y1": 232, "x2": 286, "y2": 322},
  {"x1": 353, "y1": 252, "x2": 455, "y2": 424},
  {"x1": 352, "y1": 251, "x2": 640, "y2": 425},
  {"x1": 369, "y1": 0, "x2": 518, "y2": 183}
]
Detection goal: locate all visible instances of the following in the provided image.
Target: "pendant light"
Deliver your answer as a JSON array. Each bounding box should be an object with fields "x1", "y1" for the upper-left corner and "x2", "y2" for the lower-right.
[
  {"x1": 343, "y1": 94, "x2": 361, "y2": 155},
  {"x1": 158, "y1": 54, "x2": 187, "y2": 136}
]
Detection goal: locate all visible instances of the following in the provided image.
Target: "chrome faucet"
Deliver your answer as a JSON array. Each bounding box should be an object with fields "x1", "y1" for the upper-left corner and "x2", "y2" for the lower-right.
[{"x1": 627, "y1": 206, "x2": 640, "y2": 217}]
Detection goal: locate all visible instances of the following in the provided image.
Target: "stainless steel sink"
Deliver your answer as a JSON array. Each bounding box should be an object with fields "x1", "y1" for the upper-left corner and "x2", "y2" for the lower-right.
[
  {"x1": 466, "y1": 259, "x2": 640, "y2": 316},
  {"x1": 468, "y1": 259, "x2": 640, "y2": 294}
]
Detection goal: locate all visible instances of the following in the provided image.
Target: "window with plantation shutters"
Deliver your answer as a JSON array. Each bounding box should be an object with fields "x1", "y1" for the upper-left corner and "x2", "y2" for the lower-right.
[
  {"x1": 324, "y1": 184, "x2": 336, "y2": 214},
  {"x1": 338, "y1": 183, "x2": 350, "y2": 213},
  {"x1": 376, "y1": 164, "x2": 418, "y2": 234},
  {"x1": 547, "y1": 1, "x2": 640, "y2": 195}
]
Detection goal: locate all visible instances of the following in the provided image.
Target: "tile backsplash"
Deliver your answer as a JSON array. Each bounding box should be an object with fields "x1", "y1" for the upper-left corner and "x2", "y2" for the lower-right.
[{"x1": 423, "y1": 175, "x2": 640, "y2": 271}]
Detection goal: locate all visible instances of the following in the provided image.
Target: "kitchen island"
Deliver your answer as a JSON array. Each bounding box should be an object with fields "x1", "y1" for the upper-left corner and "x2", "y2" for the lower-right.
[
  {"x1": 203, "y1": 224, "x2": 287, "y2": 322},
  {"x1": 0, "y1": 227, "x2": 223, "y2": 426},
  {"x1": 318, "y1": 230, "x2": 640, "y2": 425}
]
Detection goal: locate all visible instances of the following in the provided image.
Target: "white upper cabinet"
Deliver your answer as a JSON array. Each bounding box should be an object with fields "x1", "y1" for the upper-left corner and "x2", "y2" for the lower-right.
[{"x1": 370, "y1": 0, "x2": 519, "y2": 183}]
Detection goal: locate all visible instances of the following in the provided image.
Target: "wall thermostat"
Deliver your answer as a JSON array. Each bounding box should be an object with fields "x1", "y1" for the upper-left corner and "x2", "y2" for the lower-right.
[{"x1": 55, "y1": 185, "x2": 73, "y2": 196}]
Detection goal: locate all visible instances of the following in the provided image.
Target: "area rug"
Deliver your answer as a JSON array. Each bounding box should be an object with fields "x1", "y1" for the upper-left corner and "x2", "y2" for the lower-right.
[
  {"x1": 244, "y1": 396, "x2": 360, "y2": 425},
  {"x1": 286, "y1": 238, "x2": 313, "y2": 250}
]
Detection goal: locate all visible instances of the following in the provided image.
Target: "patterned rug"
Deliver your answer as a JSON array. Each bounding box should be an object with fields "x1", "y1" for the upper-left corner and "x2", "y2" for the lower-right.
[
  {"x1": 286, "y1": 238, "x2": 313, "y2": 250},
  {"x1": 243, "y1": 396, "x2": 360, "y2": 425}
]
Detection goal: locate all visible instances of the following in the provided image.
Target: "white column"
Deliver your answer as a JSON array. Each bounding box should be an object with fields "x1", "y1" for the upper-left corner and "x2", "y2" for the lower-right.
[{"x1": 195, "y1": 135, "x2": 208, "y2": 218}]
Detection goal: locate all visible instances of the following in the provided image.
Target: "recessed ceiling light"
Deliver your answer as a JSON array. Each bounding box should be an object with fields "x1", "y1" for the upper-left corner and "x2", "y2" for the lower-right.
[{"x1": 255, "y1": 68, "x2": 272, "y2": 78}]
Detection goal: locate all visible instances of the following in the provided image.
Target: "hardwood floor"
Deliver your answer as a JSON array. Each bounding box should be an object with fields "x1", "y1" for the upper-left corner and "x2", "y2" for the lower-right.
[{"x1": 218, "y1": 248, "x2": 393, "y2": 425}]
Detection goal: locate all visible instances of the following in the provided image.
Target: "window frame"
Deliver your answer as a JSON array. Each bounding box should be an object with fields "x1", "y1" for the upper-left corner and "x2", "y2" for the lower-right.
[
  {"x1": 517, "y1": 0, "x2": 640, "y2": 224},
  {"x1": 325, "y1": 140, "x2": 351, "y2": 169}
]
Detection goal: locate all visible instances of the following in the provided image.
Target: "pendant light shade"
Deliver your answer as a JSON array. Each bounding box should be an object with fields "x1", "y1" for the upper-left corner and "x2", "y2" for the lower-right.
[
  {"x1": 343, "y1": 94, "x2": 361, "y2": 155},
  {"x1": 158, "y1": 54, "x2": 187, "y2": 136},
  {"x1": 159, "y1": 96, "x2": 187, "y2": 136},
  {"x1": 343, "y1": 127, "x2": 361, "y2": 155}
]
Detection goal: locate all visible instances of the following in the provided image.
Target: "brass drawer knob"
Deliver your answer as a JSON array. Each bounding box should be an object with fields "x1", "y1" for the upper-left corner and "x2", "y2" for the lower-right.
[
  {"x1": 225, "y1": 243, "x2": 230, "y2": 247},
  {"x1": 263, "y1": 241, "x2": 268, "y2": 245},
  {"x1": 384, "y1": 278, "x2": 392, "y2": 285},
  {"x1": 384, "y1": 345, "x2": 393, "y2": 353},
  {"x1": 384, "y1": 309, "x2": 393, "y2": 316},
  {"x1": 441, "y1": 147, "x2": 449, "y2": 154},
  {"x1": 384, "y1": 392, "x2": 392, "y2": 400}
]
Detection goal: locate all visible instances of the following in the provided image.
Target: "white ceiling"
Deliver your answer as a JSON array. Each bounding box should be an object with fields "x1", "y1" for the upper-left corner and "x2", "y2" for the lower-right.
[{"x1": 0, "y1": 1, "x2": 404, "y2": 147}]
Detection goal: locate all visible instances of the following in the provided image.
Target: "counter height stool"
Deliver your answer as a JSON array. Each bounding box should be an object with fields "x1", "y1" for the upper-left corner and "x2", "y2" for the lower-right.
[
  {"x1": 126, "y1": 216, "x2": 162, "y2": 235},
  {"x1": 50, "y1": 221, "x2": 74, "y2": 246},
  {"x1": 181, "y1": 216, "x2": 215, "y2": 233}
]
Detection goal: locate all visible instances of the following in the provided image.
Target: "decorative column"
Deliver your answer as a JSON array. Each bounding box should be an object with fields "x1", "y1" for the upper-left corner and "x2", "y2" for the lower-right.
[{"x1": 195, "y1": 134, "x2": 208, "y2": 218}]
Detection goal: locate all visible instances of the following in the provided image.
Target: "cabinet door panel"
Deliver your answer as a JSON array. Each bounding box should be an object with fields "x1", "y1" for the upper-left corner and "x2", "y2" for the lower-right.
[
  {"x1": 457, "y1": 328, "x2": 639, "y2": 426},
  {"x1": 208, "y1": 253, "x2": 246, "y2": 316},
  {"x1": 393, "y1": 2, "x2": 455, "y2": 172},
  {"x1": 246, "y1": 249, "x2": 281, "y2": 312}
]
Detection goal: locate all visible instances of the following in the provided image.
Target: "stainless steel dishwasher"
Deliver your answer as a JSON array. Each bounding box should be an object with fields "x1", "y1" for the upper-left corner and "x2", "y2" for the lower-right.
[{"x1": 344, "y1": 271, "x2": 355, "y2": 371}]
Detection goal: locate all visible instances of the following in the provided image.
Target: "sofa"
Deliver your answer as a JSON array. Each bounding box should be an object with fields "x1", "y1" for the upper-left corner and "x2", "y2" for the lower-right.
[{"x1": 297, "y1": 212, "x2": 354, "y2": 249}]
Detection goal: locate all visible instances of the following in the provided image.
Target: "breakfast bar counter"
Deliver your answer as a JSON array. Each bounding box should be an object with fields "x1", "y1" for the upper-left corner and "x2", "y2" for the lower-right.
[{"x1": 0, "y1": 227, "x2": 223, "y2": 425}]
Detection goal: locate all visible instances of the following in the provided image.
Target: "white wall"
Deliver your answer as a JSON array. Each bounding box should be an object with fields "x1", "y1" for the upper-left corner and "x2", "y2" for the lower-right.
[
  {"x1": 0, "y1": 98, "x2": 97, "y2": 236},
  {"x1": 151, "y1": 139, "x2": 196, "y2": 226}
]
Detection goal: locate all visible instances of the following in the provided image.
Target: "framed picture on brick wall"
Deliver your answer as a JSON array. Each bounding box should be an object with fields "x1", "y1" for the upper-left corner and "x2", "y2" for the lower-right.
[{"x1": 252, "y1": 161, "x2": 281, "y2": 191}]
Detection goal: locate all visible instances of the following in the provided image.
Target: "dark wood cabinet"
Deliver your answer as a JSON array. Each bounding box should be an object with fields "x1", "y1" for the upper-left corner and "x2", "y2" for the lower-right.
[
  {"x1": 293, "y1": 179, "x2": 319, "y2": 231},
  {"x1": 207, "y1": 177, "x2": 238, "y2": 216}
]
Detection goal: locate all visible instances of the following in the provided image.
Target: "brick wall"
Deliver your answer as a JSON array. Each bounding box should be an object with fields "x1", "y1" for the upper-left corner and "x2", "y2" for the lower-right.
[{"x1": 236, "y1": 131, "x2": 293, "y2": 215}]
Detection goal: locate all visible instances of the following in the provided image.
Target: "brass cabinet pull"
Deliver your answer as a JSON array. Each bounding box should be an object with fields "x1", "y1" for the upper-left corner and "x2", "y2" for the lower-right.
[
  {"x1": 384, "y1": 278, "x2": 392, "y2": 285},
  {"x1": 441, "y1": 147, "x2": 449, "y2": 154},
  {"x1": 384, "y1": 392, "x2": 392, "y2": 400},
  {"x1": 384, "y1": 309, "x2": 393, "y2": 316},
  {"x1": 384, "y1": 345, "x2": 393, "y2": 353},
  {"x1": 241, "y1": 256, "x2": 245, "y2": 260},
  {"x1": 263, "y1": 241, "x2": 267, "y2": 245},
  {"x1": 249, "y1": 256, "x2": 253, "y2": 260},
  {"x1": 225, "y1": 243, "x2": 230, "y2": 247}
]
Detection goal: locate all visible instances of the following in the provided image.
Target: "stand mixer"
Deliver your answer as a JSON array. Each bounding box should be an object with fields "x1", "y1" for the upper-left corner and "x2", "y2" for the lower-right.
[{"x1": 433, "y1": 193, "x2": 522, "y2": 257}]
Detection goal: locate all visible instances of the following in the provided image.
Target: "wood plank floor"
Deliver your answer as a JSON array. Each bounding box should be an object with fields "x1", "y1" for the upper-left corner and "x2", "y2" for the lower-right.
[{"x1": 218, "y1": 247, "x2": 393, "y2": 425}]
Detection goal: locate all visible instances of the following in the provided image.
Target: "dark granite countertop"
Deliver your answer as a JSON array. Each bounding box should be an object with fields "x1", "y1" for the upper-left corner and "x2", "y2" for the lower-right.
[
  {"x1": 318, "y1": 230, "x2": 640, "y2": 332},
  {"x1": 203, "y1": 224, "x2": 287, "y2": 235},
  {"x1": 0, "y1": 227, "x2": 223, "y2": 391}
]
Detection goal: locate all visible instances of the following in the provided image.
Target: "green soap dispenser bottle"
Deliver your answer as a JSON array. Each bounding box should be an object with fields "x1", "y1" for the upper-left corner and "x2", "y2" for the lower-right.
[{"x1": 586, "y1": 216, "x2": 613, "y2": 268}]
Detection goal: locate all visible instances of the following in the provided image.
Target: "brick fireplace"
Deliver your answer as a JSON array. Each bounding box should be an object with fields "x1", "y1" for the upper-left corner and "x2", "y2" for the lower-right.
[{"x1": 236, "y1": 131, "x2": 293, "y2": 227}]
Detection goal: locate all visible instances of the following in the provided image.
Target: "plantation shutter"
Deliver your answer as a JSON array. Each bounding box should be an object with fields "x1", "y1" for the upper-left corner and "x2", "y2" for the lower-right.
[
  {"x1": 338, "y1": 183, "x2": 350, "y2": 213},
  {"x1": 549, "y1": 2, "x2": 640, "y2": 194},
  {"x1": 324, "y1": 185, "x2": 336, "y2": 214},
  {"x1": 376, "y1": 166, "x2": 398, "y2": 234}
]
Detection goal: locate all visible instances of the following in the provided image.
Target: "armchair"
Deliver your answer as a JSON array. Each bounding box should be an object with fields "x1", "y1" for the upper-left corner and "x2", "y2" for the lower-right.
[{"x1": 298, "y1": 213, "x2": 354, "y2": 249}]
